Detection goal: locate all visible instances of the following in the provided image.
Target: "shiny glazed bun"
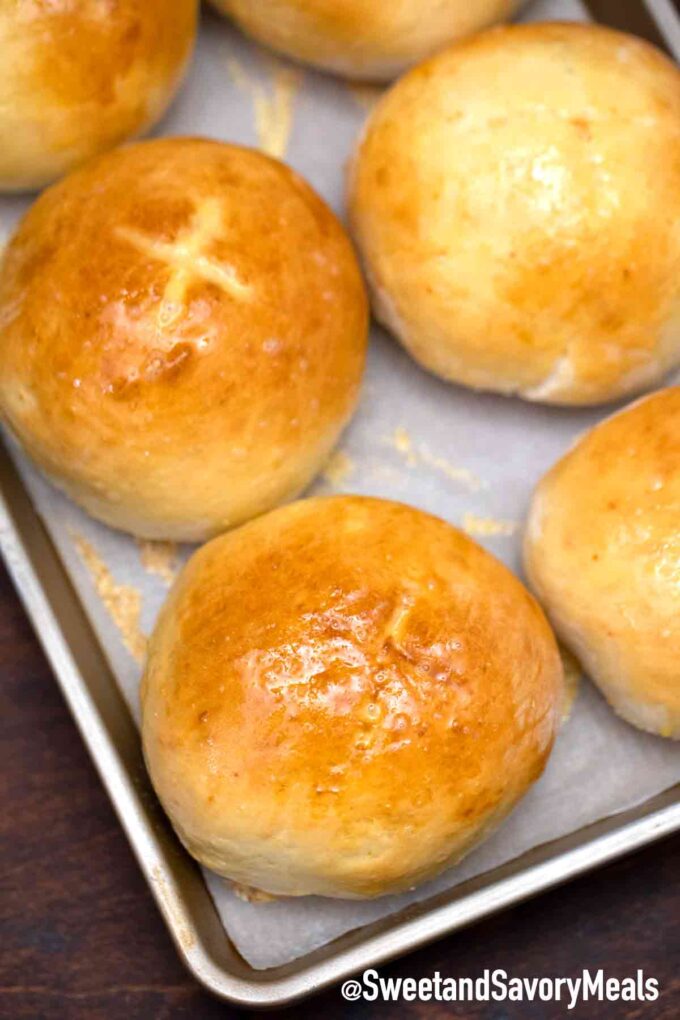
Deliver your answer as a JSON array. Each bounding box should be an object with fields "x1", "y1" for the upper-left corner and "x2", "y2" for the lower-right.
[
  {"x1": 0, "y1": 0, "x2": 198, "y2": 192},
  {"x1": 524, "y1": 388, "x2": 680, "y2": 739},
  {"x1": 348, "y1": 23, "x2": 680, "y2": 404},
  {"x1": 210, "y1": 0, "x2": 521, "y2": 81},
  {"x1": 141, "y1": 496, "x2": 563, "y2": 898},
  {"x1": 0, "y1": 138, "x2": 368, "y2": 540}
]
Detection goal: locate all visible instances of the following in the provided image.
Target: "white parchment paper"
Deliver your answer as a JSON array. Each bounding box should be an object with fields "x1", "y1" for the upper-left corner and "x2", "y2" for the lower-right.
[{"x1": 2, "y1": 0, "x2": 679, "y2": 971}]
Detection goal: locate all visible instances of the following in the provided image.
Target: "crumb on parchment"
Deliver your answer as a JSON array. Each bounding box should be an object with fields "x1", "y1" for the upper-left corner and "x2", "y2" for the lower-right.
[
  {"x1": 136, "y1": 539, "x2": 179, "y2": 586},
  {"x1": 559, "y1": 645, "x2": 583, "y2": 723},
  {"x1": 71, "y1": 531, "x2": 147, "y2": 664},
  {"x1": 231, "y1": 882, "x2": 278, "y2": 903},
  {"x1": 322, "y1": 449, "x2": 355, "y2": 487},
  {"x1": 390, "y1": 427, "x2": 483, "y2": 491},
  {"x1": 227, "y1": 56, "x2": 302, "y2": 159},
  {"x1": 461, "y1": 512, "x2": 517, "y2": 538}
]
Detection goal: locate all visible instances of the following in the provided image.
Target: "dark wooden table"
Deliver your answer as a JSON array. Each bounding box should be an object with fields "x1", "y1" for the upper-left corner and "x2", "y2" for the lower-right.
[{"x1": 1, "y1": 563, "x2": 678, "y2": 1020}]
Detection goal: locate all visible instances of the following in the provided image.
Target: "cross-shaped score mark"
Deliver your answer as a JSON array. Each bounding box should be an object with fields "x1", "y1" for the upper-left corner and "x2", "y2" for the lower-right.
[{"x1": 116, "y1": 198, "x2": 253, "y2": 329}]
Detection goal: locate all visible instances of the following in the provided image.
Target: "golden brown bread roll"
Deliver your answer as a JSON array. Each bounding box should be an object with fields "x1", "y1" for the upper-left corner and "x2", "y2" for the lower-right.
[
  {"x1": 141, "y1": 496, "x2": 563, "y2": 898},
  {"x1": 0, "y1": 138, "x2": 368, "y2": 540},
  {"x1": 348, "y1": 23, "x2": 680, "y2": 405},
  {"x1": 0, "y1": 0, "x2": 198, "y2": 192},
  {"x1": 210, "y1": 0, "x2": 521, "y2": 81},
  {"x1": 524, "y1": 388, "x2": 680, "y2": 739}
]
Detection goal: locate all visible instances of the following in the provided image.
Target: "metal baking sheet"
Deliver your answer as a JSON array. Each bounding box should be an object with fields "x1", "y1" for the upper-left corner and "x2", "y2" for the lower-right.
[{"x1": 1, "y1": 0, "x2": 679, "y2": 1006}]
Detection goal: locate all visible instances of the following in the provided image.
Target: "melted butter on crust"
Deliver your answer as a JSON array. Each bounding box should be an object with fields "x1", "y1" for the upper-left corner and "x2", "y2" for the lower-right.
[
  {"x1": 72, "y1": 532, "x2": 147, "y2": 663},
  {"x1": 234, "y1": 584, "x2": 476, "y2": 762}
]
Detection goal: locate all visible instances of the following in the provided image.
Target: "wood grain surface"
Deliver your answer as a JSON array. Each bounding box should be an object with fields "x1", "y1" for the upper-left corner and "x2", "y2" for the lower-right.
[{"x1": 0, "y1": 563, "x2": 678, "y2": 1020}]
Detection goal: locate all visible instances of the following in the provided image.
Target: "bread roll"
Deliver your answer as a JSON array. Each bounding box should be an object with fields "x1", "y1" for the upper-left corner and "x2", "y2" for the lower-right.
[
  {"x1": 348, "y1": 23, "x2": 680, "y2": 405},
  {"x1": 0, "y1": 0, "x2": 198, "y2": 192},
  {"x1": 142, "y1": 496, "x2": 563, "y2": 898},
  {"x1": 524, "y1": 388, "x2": 680, "y2": 739},
  {"x1": 210, "y1": 0, "x2": 521, "y2": 81},
  {"x1": 0, "y1": 138, "x2": 368, "y2": 540}
]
